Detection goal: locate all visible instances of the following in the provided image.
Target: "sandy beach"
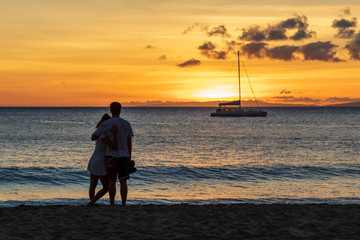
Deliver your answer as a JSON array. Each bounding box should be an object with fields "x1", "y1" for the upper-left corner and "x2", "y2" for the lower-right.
[{"x1": 1, "y1": 204, "x2": 360, "y2": 239}]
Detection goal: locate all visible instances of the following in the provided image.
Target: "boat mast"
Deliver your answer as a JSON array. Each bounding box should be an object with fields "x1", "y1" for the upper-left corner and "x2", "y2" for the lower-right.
[{"x1": 237, "y1": 51, "x2": 241, "y2": 109}]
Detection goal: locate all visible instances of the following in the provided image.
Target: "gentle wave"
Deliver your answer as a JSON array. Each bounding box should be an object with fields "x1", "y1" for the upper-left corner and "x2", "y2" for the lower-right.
[
  {"x1": 2, "y1": 197, "x2": 360, "y2": 208},
  {"x1": 134, "y1": 165, "x2": 360, "y2": 182},
  {"x1": 0, "y1": 167, "x2": 89, "y2": 186},
  {"x1": 2, "y1": 165, "x2": 359, "y2": 185}
]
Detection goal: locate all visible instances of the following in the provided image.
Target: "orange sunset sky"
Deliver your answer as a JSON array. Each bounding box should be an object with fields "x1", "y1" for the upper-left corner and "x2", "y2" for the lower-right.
[{"x1": 1, "y1": 0, "x2": 359, "y2": 107}]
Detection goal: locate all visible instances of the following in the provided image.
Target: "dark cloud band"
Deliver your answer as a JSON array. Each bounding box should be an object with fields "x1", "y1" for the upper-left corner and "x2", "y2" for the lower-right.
[
  {"x1": 240, "y1": 15, "x2": 315, "y2": 42},
  {"x1": 177, "y1": 58, "x2": 201, "y2": 68},
  {"x1": 345, "y1": 33, "x2": 360, "y2": 60}
]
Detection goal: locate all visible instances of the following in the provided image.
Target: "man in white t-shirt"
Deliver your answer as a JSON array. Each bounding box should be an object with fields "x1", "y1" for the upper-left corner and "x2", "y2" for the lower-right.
[{"x1": 91, "y1": 102, "x2": 134, "y2": 205}]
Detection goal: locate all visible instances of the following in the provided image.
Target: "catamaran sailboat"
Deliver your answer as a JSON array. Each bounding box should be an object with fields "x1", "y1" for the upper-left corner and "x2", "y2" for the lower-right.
[{"x1": 211, "y1": 51, "x2": 267, "y2": 117}]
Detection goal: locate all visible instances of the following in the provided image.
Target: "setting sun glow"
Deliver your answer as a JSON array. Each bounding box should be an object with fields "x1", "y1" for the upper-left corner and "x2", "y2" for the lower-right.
[{"x1": 0, "y1": 1, "x2": 359, "y2": 107}]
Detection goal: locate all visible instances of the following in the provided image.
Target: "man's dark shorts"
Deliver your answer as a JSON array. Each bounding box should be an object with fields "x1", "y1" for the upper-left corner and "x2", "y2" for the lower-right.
[{"x1": 105, "y1": 156, "x2": 130, "y2": 181}]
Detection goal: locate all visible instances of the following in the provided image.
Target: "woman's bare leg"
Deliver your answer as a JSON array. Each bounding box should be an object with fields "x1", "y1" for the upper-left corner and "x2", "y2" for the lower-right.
[
  {"x1": 89, "y1": 173, "x2": 99, "y2": 200},
  {"x1": 88, "y1": 176, "x2": 109, "y2": 205}
]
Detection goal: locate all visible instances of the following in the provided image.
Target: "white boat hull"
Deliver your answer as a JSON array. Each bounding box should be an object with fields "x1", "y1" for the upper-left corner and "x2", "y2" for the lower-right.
[{"x1": 211, "y1": 110, "x2": 267, "y2": 117}]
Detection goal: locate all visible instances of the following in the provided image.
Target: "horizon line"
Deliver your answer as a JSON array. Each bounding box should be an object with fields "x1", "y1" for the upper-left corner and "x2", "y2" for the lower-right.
[{"x1": 1, "y1": 100, "x2": 359, "y2": 108}]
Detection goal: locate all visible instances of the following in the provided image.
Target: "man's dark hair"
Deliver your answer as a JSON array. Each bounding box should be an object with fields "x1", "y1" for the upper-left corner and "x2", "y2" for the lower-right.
[{"x1": 110, "y1": 102, "x2": 122, "y2": 115}]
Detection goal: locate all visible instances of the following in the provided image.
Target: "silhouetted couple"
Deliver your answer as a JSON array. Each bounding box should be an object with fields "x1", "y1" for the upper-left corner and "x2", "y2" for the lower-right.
[{"x1": 87, "y1": 102, "x2": 134, "y2": 206}]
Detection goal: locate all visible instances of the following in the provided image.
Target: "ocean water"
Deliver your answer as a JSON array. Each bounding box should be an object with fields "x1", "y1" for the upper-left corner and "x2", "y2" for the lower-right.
[{"x1": 0, "y1": 107, "x2": 359, "y2": 207}]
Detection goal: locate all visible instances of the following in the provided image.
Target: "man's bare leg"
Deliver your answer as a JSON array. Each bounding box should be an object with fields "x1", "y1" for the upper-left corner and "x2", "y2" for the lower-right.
[
  {"x1": 120, "y1": 179, "x2": 128, "y2": 205},
  {"x1": 109, "y1": 179, "x2": 116, "y2": 205}
]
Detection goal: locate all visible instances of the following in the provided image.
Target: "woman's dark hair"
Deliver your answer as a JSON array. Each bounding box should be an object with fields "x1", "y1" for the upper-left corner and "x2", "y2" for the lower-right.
[{"x1": 96, "y1": 113, "x2": 111, "y2": 128}]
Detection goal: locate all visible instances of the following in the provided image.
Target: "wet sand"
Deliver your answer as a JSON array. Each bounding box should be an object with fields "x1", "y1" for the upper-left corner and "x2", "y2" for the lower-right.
[{"x1": 1, "y1": 204, "x2": 360, "y2": 239}]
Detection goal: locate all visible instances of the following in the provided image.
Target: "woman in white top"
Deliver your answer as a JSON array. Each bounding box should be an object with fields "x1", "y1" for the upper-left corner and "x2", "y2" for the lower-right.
[{"x1": 87, "y1": 114, "x2": 118, "y2": 204}]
